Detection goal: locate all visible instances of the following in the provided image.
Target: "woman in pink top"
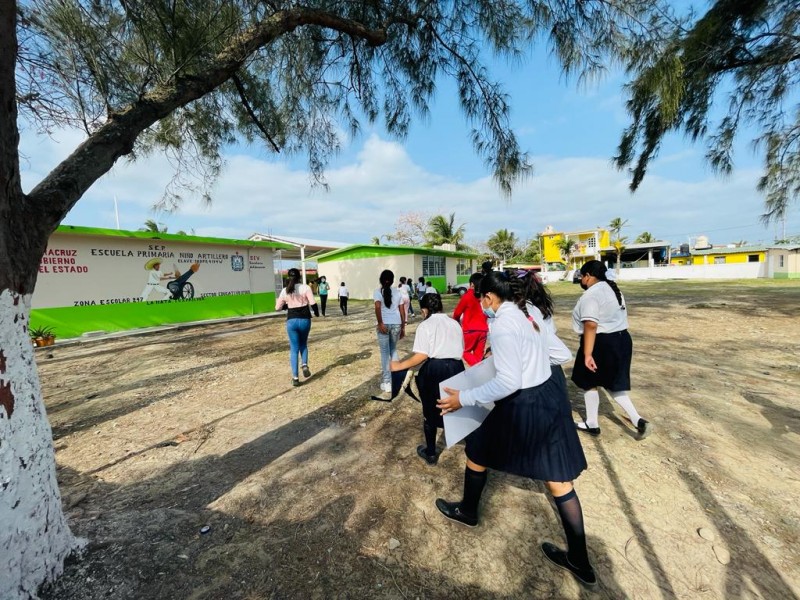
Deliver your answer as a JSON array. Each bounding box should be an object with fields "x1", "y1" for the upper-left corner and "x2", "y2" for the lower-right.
[{"x1": 276, "y1": 268, "x2": 319, "y2": 386}]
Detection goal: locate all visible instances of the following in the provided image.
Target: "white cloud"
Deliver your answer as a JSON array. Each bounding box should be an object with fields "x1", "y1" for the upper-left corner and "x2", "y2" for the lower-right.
[{"x1": 19, "y1": 128, "x2": 793, "y2": 248}]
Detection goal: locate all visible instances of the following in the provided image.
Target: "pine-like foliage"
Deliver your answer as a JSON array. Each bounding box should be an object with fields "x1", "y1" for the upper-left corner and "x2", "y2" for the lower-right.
[
  {"x1": 14, "y1": 0, "x2": 663, "y2": 211},
  {"x1": 615, "y1": 0, "x2": 800, "y2": 223}
]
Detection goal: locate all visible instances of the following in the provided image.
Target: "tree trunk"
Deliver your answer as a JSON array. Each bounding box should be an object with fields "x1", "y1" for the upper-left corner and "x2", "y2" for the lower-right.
[{"x1": 0, "y1": 290, "x2": 81, "y2": 600}]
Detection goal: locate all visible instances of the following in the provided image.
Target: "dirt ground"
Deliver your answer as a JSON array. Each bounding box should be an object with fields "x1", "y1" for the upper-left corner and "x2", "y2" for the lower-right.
[{"x1": 38, "y1": 280, "x2": 800, "y2": 600}]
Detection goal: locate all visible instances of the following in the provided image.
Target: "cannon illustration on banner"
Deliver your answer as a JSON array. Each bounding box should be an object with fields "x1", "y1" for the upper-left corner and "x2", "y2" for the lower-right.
[
  {"x1": 167, "y1": 263, "x2": 200, "y2": 299},
  {"x1": 142, "y1": 259, "x2": 200, "y2": 301}
]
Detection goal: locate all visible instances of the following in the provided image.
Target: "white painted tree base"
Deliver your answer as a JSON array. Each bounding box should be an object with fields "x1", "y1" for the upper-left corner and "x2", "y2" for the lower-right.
[{"x1": 1, "y1": 290, "x2": 83, "y2": 599}]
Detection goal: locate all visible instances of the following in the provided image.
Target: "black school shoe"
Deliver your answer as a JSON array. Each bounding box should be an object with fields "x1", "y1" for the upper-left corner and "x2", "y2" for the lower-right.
[
  {"x1": 416, "y1": 445, "x2": 438, "y2": 465},
  {"x1": 575, "y1": 421, "x2": 601, "y2": 436},
  {"x1": 435, "y1": 499, "x2": 478, "y2": 527},
  {"x1": 636, "y1": 418, "x2": 651, "y2": 440},
  {"x1": 541, "y1": 542, "x2": 597, "y2": 586}
]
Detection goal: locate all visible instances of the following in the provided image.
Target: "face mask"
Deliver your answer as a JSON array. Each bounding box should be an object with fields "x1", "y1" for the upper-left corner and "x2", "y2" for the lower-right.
[{"x1": 482, "y1": 306, "x2": 496, "y2": 319}]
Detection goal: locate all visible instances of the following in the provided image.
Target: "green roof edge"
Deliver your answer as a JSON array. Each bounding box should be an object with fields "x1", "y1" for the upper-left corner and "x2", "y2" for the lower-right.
[
  {"x1": 55, "y1": 224, "x2": 294, "y2": 250},
  {"x1": 316, "y1": 244, "x2": 479, "y2": 262}
]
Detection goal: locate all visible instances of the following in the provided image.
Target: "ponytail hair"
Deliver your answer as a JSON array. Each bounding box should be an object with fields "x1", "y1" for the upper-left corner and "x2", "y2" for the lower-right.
[
  {"x1": 580, "y1": 260, "x2": 624, "y2": 307},
  {"x1": 419, "y1": 293, "x2": 443, "y2": 318},
  {"x1": 286, "y1": 268, "x2": 301, "y2": 295},
  {"x1": 379, "y1": 269, "x2": 395, "y2": 307},
  {"x1": 522, "y1": 272, "x2": 553, "y2": 319}
]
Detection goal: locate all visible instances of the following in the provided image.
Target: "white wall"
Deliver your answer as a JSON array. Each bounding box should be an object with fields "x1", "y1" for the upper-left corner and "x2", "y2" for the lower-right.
[
  {"x1": 318, "y1": 255, "x2": 416, "y2": 300},
  {"x1": 35, "y1": 233, "x2": 276, "y2": 308},
  {"x1": 614, "y1": 262, "x2": 767, "y2": 281}
]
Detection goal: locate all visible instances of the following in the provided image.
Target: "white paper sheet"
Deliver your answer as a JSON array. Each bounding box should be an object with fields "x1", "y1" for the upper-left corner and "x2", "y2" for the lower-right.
[{"x1": 439, "y1": 357, "x2": 497, "y2": 448}]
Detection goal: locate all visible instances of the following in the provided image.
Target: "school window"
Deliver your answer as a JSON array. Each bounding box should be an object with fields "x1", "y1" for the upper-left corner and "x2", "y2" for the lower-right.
[
  {"x1": 713, "y1": 256, "x2": 726, "y2": 264},
  {"x1": 779, "y1": 255, "x2": 785, "y2": 267},
  {"x1": 587, "y1": 237, "x2": 596, "y2": 248},
  {"x1": 422, "y1": 255, "x2": 445, "y2": 276},
  {"x1": 456, "y1": 259, "x2": 470, "y2": 276},
  {"x1": 748, "y1": 254, "x2": 759, "y2": 262}
]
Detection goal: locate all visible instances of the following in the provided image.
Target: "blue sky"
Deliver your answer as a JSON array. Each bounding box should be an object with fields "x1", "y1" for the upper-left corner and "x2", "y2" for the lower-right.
[{"x1": 18, "y1": 36, "x2": 799, "y2": 251}]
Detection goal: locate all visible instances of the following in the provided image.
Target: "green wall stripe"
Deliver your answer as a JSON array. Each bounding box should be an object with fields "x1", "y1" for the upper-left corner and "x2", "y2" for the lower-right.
[
  {"x1": 31, "y1": 292, "x2": 276, "y2": 339},
  {"x1": 426, "y1": 276, "x2": 446, "y2": 293},
  {"x1": 456, "y1": 274, "x2": 470, "y2": 284}
]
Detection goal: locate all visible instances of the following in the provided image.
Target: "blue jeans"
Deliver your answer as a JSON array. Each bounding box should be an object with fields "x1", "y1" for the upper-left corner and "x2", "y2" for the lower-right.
[
  {"x1": 377, "y1": 324, "x2": 402, "y2": 385},
  {"x1": 286, "y1": 318, "x2": 311, "y2": 377}
]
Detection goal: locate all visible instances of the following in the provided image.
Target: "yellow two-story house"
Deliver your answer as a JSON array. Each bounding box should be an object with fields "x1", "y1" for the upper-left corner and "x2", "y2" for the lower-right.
[{"x1": 540, "y1": 227, "x2": 611, "y2": 270}]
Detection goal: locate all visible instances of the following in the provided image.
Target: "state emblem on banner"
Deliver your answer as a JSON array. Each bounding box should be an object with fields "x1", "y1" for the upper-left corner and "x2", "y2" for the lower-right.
[{"x1": 231, "y1": 253, "x2": 244, "y2": 271}]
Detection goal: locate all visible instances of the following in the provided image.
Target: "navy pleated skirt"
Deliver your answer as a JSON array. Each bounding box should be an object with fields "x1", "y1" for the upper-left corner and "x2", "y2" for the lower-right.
[
  {"x1": 571, "y1": 329, "x2": 632, "y2": 392},
  {"x1": 466, "y1": 366, "x2": 587, "y2": 482},
  {"x1": 418, "y1": 358, "x2": 465, "y2": 428}
]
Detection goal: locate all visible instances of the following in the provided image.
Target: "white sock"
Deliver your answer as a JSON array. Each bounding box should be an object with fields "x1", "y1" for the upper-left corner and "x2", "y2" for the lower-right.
[
  {"x1": 610, "y1": 391, "x2": 642, "y2": 425},
  {"x1": 583, "y1": 390, "x2": 600, "y2": 428}
]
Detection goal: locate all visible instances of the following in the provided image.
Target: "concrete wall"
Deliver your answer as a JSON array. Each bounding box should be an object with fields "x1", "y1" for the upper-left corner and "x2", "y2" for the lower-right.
[
  {"x1": 32, "y1": 231, "x2": 278, "y2": 338},
  {"x1": 613, "y1": 262, "x2": 767, "y2": 281},
  {"x1": 318, "y1": 255, "x2": 476, "y2": 299},
  {"x1": 317, "y1": 255, "x2": 416, "y2": 300}
]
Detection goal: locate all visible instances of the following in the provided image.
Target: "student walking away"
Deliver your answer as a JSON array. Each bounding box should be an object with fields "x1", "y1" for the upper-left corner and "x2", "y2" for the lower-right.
[
  {"x1": 338, "y1": 282, "x2": 349, "y2": 316},
  {"x1": 374, "y1": 270, "x2": 406, "y2": 397},
  {"x1": 425, "y1": 281, "x2": 437, "y2": 295},
  {"x1": 398, "y1": 277, "x2": 413, "y2": 321},
  {"x1": 391, "y1": 293, "x2": 464, "y2": 464},
  {"x1": 416, "y1": 277, "x2": 426, "y2": 306},
  {"x1": 572, "y1": 260, "x2": 650, "y2": 439},
  {"x1": 401, "y1": 277, "x2": 415, "y2": 317},
  {"x1": 452, "y1": 272, "x2": 488, "y2": 366},
  {"x1": 276, "y1": 268, "x2": 319, "y2": 387},
  {"x1": 435, "y1": 271, "x2": 596, "y2": 587},
  {"x1": 481, "y1": 260, "x2": 494, "y2": 276},
  {"x1": 317, "y1": 276, "x2": 330, "y2": 316}
]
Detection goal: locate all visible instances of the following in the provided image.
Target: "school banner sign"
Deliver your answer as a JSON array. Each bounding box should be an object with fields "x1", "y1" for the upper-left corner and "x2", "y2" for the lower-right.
[{"x1": 31, "y1": 226, "x2": 292, "y2": 338}]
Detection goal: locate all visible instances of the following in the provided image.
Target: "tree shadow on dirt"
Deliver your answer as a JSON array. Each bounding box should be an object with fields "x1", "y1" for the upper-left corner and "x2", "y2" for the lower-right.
[
  {"x1": 739, "y1": 391, "x2": 800, "y2": 436},
  {"x1": 45, "y1": 374, "x2": 630, "y2": 599},
  {"x1": 678, "y1": 470, "x2": 799, "y2": 600},
  {"x1": 593, "y1": 442, "x2": 678, "y2": 598},
  {"x1": 45, "y1": 334, "x2": 373, "y2": 439}
]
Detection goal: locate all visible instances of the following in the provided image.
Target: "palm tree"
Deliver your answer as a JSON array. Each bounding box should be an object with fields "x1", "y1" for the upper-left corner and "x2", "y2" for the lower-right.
[
  {"x1": 635, "y1": 231, "x2": 655, "y2": 243},
  {"x1": 608, "y1": 217, "x2": 629, "y2": 276},
  {"x1": 555, "y1": 237, "x2": 577, "y2": 269},
  {"x1": 426, "y1": 213, "x2": 466, "y2": 249},
  {"x1": 139, "y1": 219, "x2": 168, "y2": 233},
  {"x1": 371, "y1": 236, "x2": 382, "y2": 245},
  {"x1": 487, "y1": 229, "x2": 519, "y2": 264}
]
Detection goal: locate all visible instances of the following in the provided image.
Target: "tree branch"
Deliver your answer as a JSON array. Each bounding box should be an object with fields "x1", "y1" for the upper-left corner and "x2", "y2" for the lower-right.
[
  {"x1": 231, "y1": 73, "x2": 281, "y2": 152},
  {"x1": 24, "y1": 7, "x2": 391, "y2": 232}
]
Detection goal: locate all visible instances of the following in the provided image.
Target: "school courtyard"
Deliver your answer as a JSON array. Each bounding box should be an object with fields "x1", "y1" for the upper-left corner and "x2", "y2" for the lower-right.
[{"x1": 39, "y1": 280, "x2": 799, "y2": 599}]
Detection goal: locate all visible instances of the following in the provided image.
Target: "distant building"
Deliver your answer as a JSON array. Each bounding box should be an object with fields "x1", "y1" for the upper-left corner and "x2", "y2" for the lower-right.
[
  {"x1": 315, "y1": 244, "x2": 479, "y2": 299},
  {"x1": 540, "y1": 226, "x2": 670, "y2": 270},
  {"x1": 683, "y1": 245, "x2": 766, "y2": 266},
  {"x1": 766, "y1": 244, "x2": 800, "y2": 279}
]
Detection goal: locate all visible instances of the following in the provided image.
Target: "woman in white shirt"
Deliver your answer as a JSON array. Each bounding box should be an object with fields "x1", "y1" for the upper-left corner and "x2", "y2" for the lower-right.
[
  {"x1": 373, "y1": 270, "x2": 406, "y2": 394},
  {"x1": 390, "y1": 293, "x2": 464, "y2": 465},
  {"x1": 436, "y1": 271, "x2": 595, "y2": 587},
  {"x1": 572, "y1": 260, "x2": 650, "y2": 439}
]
